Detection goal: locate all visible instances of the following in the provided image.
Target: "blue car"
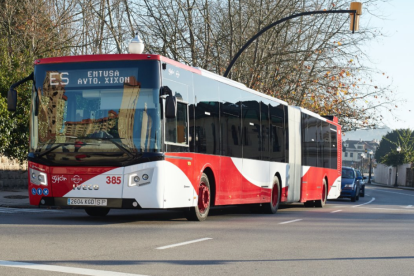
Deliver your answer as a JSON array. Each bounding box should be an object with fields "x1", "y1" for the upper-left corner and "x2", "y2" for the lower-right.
[{"x1": 340, "y1": 167, "x2": 360, "y2": 202}]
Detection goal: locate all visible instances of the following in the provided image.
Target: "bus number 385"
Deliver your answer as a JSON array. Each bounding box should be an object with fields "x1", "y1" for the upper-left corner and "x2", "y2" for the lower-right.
[{"x1": 106, "y1": 176, "x2": 121, "y2": 184}]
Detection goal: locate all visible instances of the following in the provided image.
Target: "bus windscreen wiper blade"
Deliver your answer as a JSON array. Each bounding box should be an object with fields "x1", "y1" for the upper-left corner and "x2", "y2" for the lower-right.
[
  {"x1": 36, "y1": 143, "x2": 72, "y2": 158},
  {"x1": 91, "y1": 138, "x2": 136, "y2": 158},
  {"x1": 107, "y1": 139, "x2": 135, "y2": 158}
]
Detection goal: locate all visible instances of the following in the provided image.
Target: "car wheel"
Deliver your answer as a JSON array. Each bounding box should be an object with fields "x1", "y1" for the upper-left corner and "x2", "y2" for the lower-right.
[
  {"x1": 360, "y1": 186, "x2": 365, "y2": 197},
  {"x1": 351, "y1": 192, "x2": 357, "y2": 202}
]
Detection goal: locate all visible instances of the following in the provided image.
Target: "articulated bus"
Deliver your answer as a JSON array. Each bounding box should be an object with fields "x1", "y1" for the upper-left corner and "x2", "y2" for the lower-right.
[{"x1": 8, "y1": 54, "x2": 342, "y2": 221}]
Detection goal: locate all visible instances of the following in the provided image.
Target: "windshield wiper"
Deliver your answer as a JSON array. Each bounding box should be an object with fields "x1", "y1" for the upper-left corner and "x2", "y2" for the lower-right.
[
  {"x1": 36, "y1": 143, "x2": 72, "y2": 158},
  {"x1": 36, "y1": 138, "x2": 137, "y2": 159},
  {"x1": 99, "y1": 138, "x2": 136, "y2": 159}
]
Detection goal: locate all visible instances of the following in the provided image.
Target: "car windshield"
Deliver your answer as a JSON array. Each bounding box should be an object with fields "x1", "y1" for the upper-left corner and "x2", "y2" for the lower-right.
[
  {"x1": 30, "y1": 60, "x2": 161, "y2": 165},
  {"x1": 356, "y1": 170, "x2": 362, "y2": 178},
  {"x1": 342, "y1": 169, "x2": 355, "y2": 179}
]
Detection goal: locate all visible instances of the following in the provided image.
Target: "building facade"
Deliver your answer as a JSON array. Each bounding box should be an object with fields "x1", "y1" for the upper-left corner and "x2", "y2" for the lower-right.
[{"x1": 342, "y1": 139, "x2": 379, "y2": 173}]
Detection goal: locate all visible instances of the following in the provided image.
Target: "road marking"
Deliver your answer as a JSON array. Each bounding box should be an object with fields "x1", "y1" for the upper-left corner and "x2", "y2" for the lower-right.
[
  {"x1": 352, "y1": 197, "x2": 375, "y2": 208},
  {"x1": 0, "y1": 207, "x2": 62, "y2": 214},
  {"x1": 156, "y1": 238, "x2": 212, "y2": 250},
  {"x1": 331, "y1": 210, "x2": 342, "y2": 213},
  {"x1": 279, "y1": 219, "x2": 302, "y2": 225},
  {"x1": 0, "y1": 260, "x2": 148, "y2": 276}
]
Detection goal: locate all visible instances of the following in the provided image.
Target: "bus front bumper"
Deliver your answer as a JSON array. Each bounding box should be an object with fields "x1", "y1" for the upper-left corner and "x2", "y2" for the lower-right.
[{"x1": 38, "y1": 197, "x2": 142, "y2": 209}]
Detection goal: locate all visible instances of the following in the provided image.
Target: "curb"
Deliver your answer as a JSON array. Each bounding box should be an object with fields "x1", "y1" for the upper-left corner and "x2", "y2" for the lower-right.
[{"x1": 368, "y1": 182, "x2": 414, "y2": 191}]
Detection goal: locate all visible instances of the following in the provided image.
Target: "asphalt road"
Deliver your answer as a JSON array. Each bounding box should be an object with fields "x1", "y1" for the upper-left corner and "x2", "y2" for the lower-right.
[{"x1": 1, "y1": 185, "x2": 414, "y2": 276}]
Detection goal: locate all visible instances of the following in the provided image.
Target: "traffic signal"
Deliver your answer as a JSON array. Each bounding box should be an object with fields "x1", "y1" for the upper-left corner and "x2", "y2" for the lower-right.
[{"x1": 350, "y1": 2, "x2": 362, "y2": 32}]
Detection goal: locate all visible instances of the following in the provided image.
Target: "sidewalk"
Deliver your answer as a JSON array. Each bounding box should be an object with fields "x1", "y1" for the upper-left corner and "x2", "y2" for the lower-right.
[
  {"x1": 368, "y1": 181, "x2": 414, "y2": 191},
  {"x1": 0, "y1": 189, "x2": 32, "y2": 208}
]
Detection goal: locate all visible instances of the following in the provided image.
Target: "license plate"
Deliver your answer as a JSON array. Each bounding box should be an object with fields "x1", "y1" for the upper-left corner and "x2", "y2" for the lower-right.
[{"x1": 67, "y1": 198, "x2": 107, "y2": 206}]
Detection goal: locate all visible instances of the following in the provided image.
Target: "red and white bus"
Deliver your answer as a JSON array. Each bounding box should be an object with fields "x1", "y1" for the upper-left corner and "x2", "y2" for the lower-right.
[{"x1": 8, "y1": 53, "x2": 342, "y2": 221}]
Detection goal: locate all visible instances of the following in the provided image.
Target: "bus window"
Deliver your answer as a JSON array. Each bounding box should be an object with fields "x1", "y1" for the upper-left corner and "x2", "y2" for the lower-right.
[
  {"x1": 242, "y1": 99, "x2": 261, "y2": 160},
  {"x1": 166, "y1": 102, "x2": 188, "y2": 146}
]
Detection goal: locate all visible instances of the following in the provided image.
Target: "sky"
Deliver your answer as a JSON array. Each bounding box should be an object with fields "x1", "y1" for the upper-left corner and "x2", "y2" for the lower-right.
[{"x1": 362, "y1": 0, "x2": 414, "y2": 130}]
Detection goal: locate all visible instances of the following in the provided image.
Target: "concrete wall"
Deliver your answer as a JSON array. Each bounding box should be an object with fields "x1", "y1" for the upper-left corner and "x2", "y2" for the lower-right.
[
  {"x1": 374, "y1": 163, "x2": 411, "y2": 186},
  {"x1": 0, "y1": 156, "x2": 28, "y2": 189}
]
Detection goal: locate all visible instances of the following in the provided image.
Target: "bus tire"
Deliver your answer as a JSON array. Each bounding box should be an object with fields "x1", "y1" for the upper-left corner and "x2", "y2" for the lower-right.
[
  {"x1": 185, "y1": 173, "x2": 211, "y2": 221},
  {"x1": 263, "y1": 176, "x2": 281, "y2": 214},
  {"x1": 85, "y1": 207, "x2": 110, "y2": 217},
  {"x1": 315, "y1": 179, "x2": 327, "y2": 208}
]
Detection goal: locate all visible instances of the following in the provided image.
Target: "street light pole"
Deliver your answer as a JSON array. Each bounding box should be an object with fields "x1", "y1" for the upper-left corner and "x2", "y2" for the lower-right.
[
  {"x1": 223, "y1": 3, "x2": 362, "y2": 78},
  {"x1": 368, "y1": 150, "x2": 373, "y2": 184},
  {"x1": 394, "y1": 146, "x2": 401, "y2": 187},
  {"x1": 361, "y1": 153, "x2": 366, "y2": 174}
]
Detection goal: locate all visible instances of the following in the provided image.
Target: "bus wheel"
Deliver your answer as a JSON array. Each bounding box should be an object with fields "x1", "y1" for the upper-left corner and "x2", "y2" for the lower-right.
[
  {"x1": 315, "y1": 179, "x2": 327, "y2": 208},
  {"x1": 263, "y1": 176, "x2": 280, "y2": 214},
  {"x1": 85, "y1": 207, "x2": 110, "y2": 217},
  {"x1": 185, "y1": 173, "x2": 211, "y2": 221}
]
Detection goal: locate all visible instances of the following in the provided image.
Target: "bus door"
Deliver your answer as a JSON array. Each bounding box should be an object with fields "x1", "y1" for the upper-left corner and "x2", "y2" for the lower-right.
[
  {"x1": 287, "y1": 106, "x2": 302, "y2": 202},
  {"x1": 162, "y1": 95, "x2": 195, "y2": 208}
]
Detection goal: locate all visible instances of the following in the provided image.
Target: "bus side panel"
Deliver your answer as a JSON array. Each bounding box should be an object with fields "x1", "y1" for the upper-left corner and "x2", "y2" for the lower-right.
[
  {"x1": 301, "y1": 167, "x2": 340, "y2": 202},
  {"x1": 234, "y1": 158, "x2": 288, "y2": 204},
  {"x1": 123, "y1": 160, "x2": 195, "y2": 208}
]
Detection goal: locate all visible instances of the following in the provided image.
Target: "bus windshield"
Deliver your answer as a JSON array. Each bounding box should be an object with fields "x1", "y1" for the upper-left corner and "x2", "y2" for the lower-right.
[{"x1": 30, "y1": 60, "x2": 161, "y2": 165}]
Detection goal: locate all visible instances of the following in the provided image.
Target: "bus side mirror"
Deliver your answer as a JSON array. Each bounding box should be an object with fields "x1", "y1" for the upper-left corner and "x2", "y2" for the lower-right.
[
  {"x1": 7, "y1": 88, "x2": 17, "y2": 112},
  {"x1": 7, "y1": 72, "x2": 34, "y2": 112},
  {"x1": 165, "y1": 95, "x2": 177, "y2": 119}
]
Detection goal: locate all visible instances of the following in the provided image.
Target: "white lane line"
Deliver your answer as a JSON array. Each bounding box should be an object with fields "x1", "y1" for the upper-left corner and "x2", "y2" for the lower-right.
[
  {"x1": 156, "y1": 238, "x2": 212, "y2": 250},
  {"x1": 279, "y1": 219, "x2": 302, "y2": 225},
  {"x1": 0, "y1": 260, "x2": 148, "y2": 276},
  {"x1": 331, "y1": 210, "x2": 342, "y2": 213},
  {"x1": 352, "y1": 197, "x2": 375, "y2": 208}
]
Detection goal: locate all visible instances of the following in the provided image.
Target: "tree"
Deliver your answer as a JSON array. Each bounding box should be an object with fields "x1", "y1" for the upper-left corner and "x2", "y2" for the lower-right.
[
  {"x1": 376, "y1": 129, "x2": 414, "y2": 166},
  {"x1": 0, "y1": 0, "x2": 400, "y2": 162},
  {"x1": 0, "y1": 0, "x2": 73, "y2": 162}
]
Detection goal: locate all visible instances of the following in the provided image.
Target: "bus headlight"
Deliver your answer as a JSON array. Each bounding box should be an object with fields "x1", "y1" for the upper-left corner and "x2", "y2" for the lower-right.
[
  {"x1": 129, "y1": 174, "x2": 139, "y2": 187},
  {"x1": 128, "y1": 169, "x2": 154, "y2": 187},
  {"x1": 30, "y1": 168, "x2": 48, "y2": 186}
]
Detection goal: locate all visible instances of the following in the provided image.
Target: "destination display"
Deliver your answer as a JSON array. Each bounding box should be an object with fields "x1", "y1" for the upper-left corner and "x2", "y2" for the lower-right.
[{"x1": 48, "y1": 68, "x2": 139, "y2": 87}]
